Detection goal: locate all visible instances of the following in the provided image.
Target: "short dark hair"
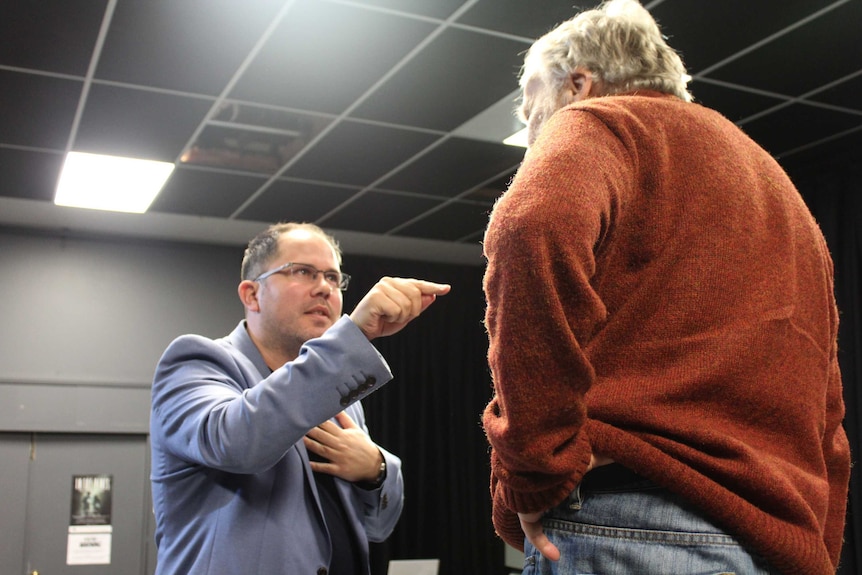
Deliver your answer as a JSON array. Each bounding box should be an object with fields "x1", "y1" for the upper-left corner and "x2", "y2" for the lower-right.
[{"x1": 240, "y1": 222, "x2": 342, "y2": 281}]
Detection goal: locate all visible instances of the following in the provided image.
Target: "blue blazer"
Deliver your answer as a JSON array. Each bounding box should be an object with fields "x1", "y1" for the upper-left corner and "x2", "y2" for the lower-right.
[{"x1": 150, "y1": 316, "x2": 403, "y2": 575}]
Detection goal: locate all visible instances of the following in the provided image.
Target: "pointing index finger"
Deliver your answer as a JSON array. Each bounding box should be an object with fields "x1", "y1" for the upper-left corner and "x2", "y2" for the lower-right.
[{"x1": 416, "y1": 280, "x2": 451, "y2": 295}]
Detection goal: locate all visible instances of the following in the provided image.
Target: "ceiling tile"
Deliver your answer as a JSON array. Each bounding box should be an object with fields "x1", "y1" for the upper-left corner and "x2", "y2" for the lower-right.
[
  {"x1": 286, "y1": 120, "x2": 441, "y2": 186},
  {"x1": 182, "y1": 103, "x2": 333, "y2": 176},
  {"x1": 236, "y1": 179, "x2": 358, "y2": 224},
  {"x1": 0, "y1": 0, "x2": 107, "y2": 75},
  {"x1": 150, "y1": 167, "x2": 268, "y2": 217},
  {"x1": 689, "y1": 80, "x2": 786, "y2": 124},
  {"x1": 352, "y1": 27, "x2": 527, "y2": 130},
  {"x1": 814, "y1": 73, "x2": 862, "y2": 111},
  {"x1": 741, "y1": 103, "x2": 862, "y2": 158},
  {"x1": 95, "y1": 0, "x2": 286, "y2": 95},
  {"x1": 0, "y1": 70, "x2": 81, "y2": 150},
  {"x1": 346, "y1": 0, "x2": 463, "y2": 19},
  {"x1": 459, "y1": 228, "x2": 486, "y2": 244},
  {"x1": 461, "y1": 170, "x2": 514, "y2": 204},
  {"x1": 379, "y1": 137, "x2": 525, "y2": 198},
  {"x1": 230, "y1": 0, "x2": 436, "y2": 113},
  {"x1": 393, "y1": 200, "x2": 492, "y2": 241},
  {"x1": 183, "y1": 124, "x2": 306, "y2": 175},
  {"x1": 651, "y1": 0, "x2": 839, "y2": 74},
  {"x1": 74, "y1": 84, "x2": 213, "y2": 161},
  {"x1": 782, "y1": 128, "x2": 862, "y2": 177},
  {"x1": 319, "y1": 191, "x2": 443, "y2": 234},
  {"x1": 0, "y1": 0, "x2": 859, "y2": 258},
  {"x1": 0, "y1": 148, "x2": 65, "y2": 201},
  {"x1": 457, "y1": 0, "x2": 579, "y2": 39},
  {"x1": 703, "y1": 0, "x2": 862, "y2": 96}
]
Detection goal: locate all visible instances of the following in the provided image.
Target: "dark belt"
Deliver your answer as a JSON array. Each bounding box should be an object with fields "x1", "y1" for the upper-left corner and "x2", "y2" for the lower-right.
[{"x1": 580, "y1": 462, "x2": 651, "y2": 491}]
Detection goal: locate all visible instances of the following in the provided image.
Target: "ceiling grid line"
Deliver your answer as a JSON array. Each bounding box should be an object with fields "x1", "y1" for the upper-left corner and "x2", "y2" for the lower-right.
[
  {"x1": 694, "y1": 0, "x2": 853, "y2": 77},
  {"x1": 231, "y1": 0, "x2": 484, "y2": 221},
  {"x1": 385, "y1": 162, "x2": 520, "y2": 237},
  {"x1": 174, "y1": 0, "x2": 302, "y2": 183},
  {"x1": 0, "y1": 0, "x2": 858, "y2": 262},
  {"x1": 63, "y1": 0, "x2": 118, "y2": 153}
]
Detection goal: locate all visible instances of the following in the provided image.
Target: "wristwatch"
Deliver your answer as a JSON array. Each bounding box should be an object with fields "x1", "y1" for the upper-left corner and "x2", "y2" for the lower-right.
[
  {"x1": 372, "y1": 459, "x2": 387, "y2": 485},
  {"x1": 359, "y1": 459, "x2": 386, "y2": 490}
]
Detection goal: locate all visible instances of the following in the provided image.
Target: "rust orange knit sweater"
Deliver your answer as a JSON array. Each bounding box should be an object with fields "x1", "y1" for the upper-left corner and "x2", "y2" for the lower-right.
[{"x1": 482, "y1": 92, "x2": 850, "y2": 575}]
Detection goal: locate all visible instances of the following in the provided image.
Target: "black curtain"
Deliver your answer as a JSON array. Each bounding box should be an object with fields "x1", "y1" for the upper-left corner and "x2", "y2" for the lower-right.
[
  {"x1": 792, "y1": 149, "x2": 862, "y2": 575},
  {"x1": 341, "y1": 255, "x2": 505, "y2": 575}
]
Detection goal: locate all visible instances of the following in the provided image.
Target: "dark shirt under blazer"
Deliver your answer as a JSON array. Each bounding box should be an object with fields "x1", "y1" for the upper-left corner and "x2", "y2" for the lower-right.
[{"x1": 150, "y1": 316, "x2": 403, "y2": 575}]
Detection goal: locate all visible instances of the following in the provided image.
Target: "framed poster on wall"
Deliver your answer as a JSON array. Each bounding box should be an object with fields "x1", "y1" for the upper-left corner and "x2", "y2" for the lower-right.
[{"x1": 67, "y1": 474, "x2": 113, "y2": 565}]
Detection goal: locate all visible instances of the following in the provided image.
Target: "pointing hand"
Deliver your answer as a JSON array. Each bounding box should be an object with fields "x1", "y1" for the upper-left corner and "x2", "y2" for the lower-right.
[{"x1": 349, "y1": 277, "x2": 450, "y2": 339}]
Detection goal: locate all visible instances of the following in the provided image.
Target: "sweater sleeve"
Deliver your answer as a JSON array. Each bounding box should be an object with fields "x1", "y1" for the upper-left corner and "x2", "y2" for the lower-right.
[
  {"x1": 482, "y1": 108, "x2": 633, "y2": 546},
  {"x1": 819, "y1": 247, "x2": 851, "y2": 567}
]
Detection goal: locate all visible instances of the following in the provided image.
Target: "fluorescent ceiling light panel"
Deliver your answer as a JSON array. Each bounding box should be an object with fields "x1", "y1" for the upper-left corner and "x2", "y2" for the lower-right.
[
  {"x1": 55, "y1": 152, "x2": 174, "y2": 213},
  {"x1": 503, "y1": 127, "x2": 528, "y2": 148}
]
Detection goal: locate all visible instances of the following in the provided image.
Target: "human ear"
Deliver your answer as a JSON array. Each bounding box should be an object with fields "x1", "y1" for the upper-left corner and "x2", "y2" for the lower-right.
[
  {"x1": 238, "y1": 280, "x2": 261, "y2": 312},
  {"x1": 569, "y1": 67, "x2": 594, "y2": 101}
]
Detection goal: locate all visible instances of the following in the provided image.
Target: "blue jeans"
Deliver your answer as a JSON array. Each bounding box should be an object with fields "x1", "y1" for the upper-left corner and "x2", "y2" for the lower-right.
[{"x1": 522, "y1": 466, "x2": 779, "y2": 575}]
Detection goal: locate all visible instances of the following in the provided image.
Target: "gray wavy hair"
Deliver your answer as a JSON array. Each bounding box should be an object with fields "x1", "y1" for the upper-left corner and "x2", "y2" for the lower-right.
[{"x1": 521, "y1": 0, "x2": 692, "y2": 102}]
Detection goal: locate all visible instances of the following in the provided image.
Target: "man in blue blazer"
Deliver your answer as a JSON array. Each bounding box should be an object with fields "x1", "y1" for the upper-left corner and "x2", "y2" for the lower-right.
[{"x1": 150, "y1": 222, "x2": 450, "y2": 575}]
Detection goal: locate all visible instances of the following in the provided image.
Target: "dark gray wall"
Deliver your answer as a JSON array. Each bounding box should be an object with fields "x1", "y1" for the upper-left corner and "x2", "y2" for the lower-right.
[
  {"x1": 0, "y1": 227, "x2": 250, "y2": 574},
  {"x1": 0, "y1": 228, "x2": 245, "y2": 432}
]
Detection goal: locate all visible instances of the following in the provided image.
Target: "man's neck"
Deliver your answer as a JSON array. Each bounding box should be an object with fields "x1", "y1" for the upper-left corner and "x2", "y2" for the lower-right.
[{"x1": 243, "y1": 321, "x2": 298, "y2": 372}]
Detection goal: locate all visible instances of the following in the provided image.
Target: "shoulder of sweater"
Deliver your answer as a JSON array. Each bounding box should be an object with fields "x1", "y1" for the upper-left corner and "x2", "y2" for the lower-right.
[
  {"x1": 554, "y1": 91, "x2": 735, "y2": 139},
  {"x1": 568, "y1": 91, "x2": 691, "y2": 117}
]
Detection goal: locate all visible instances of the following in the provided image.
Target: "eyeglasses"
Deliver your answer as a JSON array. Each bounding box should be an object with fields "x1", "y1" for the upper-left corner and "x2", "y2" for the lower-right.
[{"x1": 253, "y1": 262, "x2": 351, "y2": 291}]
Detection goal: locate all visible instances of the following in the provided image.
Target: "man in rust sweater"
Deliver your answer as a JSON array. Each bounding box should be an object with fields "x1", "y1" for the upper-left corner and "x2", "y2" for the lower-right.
[{"x1": 482, "y1": 1, "x2": 850, "y2": 574}]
